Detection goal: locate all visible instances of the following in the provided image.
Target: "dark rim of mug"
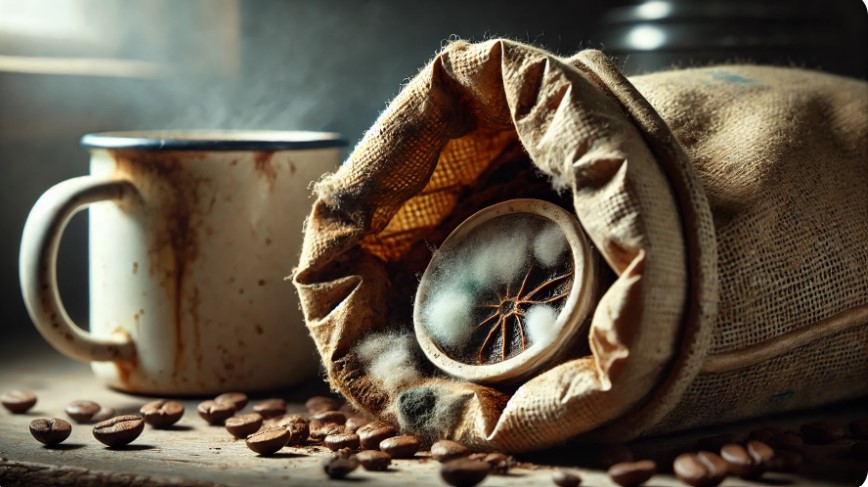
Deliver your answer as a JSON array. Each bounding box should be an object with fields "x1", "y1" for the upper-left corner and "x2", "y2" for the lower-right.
[{"x1": 80, "y1": 130, "x2": 347, "y2": 151}]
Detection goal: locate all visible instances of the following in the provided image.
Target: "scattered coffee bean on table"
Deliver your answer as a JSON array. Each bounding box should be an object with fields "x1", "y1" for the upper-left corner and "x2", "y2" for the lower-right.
[
  {"x1": 720, "y1": 442, "x2": 766, "y2": 479},
  {"x1": 800, "y1": 421, "x2": 844, "y2": 444},
  {"x1": 252, "y1": 398, "x2": 286, "y2": 419},
  {"x1": 92, "y1": 415, "x2": 145, "y2": 447},
  {"x1": 481, "y1": 452, "x2": 514, "y2": 474},
  {"x1": 357, "y1": 421, "x2": 397, "y2": 450},
  {"x1": 673, "y1": 452, "x2": 727, "y2": 487},
  {"x1": 440, "y1": 459, "x2": 491, "y2": 487},
  {"x1": 356, "y1": 449, "x2": 392, "y2": 471},
  {"x1": 312, "y1": 410, "x2": 346, "y2": 425},
  {"x1": 769, "y1": 432, "x2": 806, "y2": 454},
  {"x1": 431, "y1": 440, "x2": 471, "y2": 462},
  {"x1": 1, "y1": 390, "x2": 37, "y2": 414},
  {"x1": 380, "y1": 435, "x2": 420, "y2": 458},
  {"x1": 245, "y1": 427, "x2": 290, "y2": 455},
  {"x1": 274, "y1": 414, "x2": 310, "y2": 445},
  {"x1": 197, "y1": 400, "x2": 236, "y2": 425},
  {"x1": 214, "y1": 392, "x2": 248, "y2": 410},
  {"x1": 849, "y1": 418, "x2": 868, "y2": 439},
  {"x1": 225, "y1": 413, "x2": 264, "y2": 439},
  {"x1": 306, "y1": 396, "x2": 340, "y2": 414},
  {"x1": 598, "y1": 445, "x2": 634, "y2": 469},
  {"x1": 767, "y1": 449, "x2": 803, "y2": 472},
  {"x1": 324, "y1": 433, "x2": 360, "y2": 451},
  {"x1": 323, "y1": 454, "x2": 359, "y2": 479},
  {"x1": 310, "y1": 420, "x2": 345, "y2": 440},
  {"x1": 345, "y1": 416, "x2": 371, "y2": 433},
  {"x1": 608, "y1": 460, "x2": 656, "y2": 487},
  {"x1": 746, "y1": 440, "x2": 774, "y2": 467},
  {"x1": 65, "y1": 400, "x2": 101, "y2": 423},
  {"x1": 29, "y1": 418, "x2": 72, "y2": 446},
  {"x1": 140, "y1": 400, "x2": 184, "y2": 428},
  {"x1": 551, "y1": 469, "x2": 582, "y2": 487}
]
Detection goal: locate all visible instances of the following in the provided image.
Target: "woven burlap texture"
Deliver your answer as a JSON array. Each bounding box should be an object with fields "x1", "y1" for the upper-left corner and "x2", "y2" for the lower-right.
[{"x1": 293, "y1": 39, "x2": 868, "y2": 452}]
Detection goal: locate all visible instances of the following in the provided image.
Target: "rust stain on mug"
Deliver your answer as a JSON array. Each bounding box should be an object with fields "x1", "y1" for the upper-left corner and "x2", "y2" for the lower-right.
[
  {"x1": 254, "y1": 151, "x2": 277, "y2": 190},
  {"x1": 111, "y1": 328, "x2": 139, "y2": 390},
  {"x1": 110, "y1": 150, "x2": 205, "y2": 381}
]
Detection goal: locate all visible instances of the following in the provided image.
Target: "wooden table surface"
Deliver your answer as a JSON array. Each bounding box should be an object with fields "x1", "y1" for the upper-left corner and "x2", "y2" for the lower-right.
[{"x1": 1, "y1": 339, "x2": 866, "y2": 487}]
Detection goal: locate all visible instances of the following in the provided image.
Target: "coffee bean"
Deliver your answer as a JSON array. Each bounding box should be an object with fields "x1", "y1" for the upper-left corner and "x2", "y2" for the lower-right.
[
  {"x1": 345, "y1": 416, "x2": 371, "y2": 433},
  {"x1": 769, "y1": 432, "x2": 805, "y2": 454},
  {"x1": 552, "y1": 469, "x2": 582, "y2": 487},
  {"x1": 29, "y1": 418, "x2": 72, "y2": 446},
  {"x1": 225, "y1": 413, "x2": 263, "y2": 439},
  {"x1": 357, "y1": 449, "x2": 392, "y2": 471},
  {"x1": 245, "y1": 427, "x2": 290, "y2": 455},
  {"x1": 139, "y1": 400, "x2": 184, "y2": 428},
  {"x1": 335, "y1": 447, "x2": 355, "y2": 458},
  {"x1": 851, "y1": 441, "x2": 868, "y2": 460},
  {"x1": 432, "y1": 440, "x2": 471, "y2": 462},
  {"x1": 312, "y1": 410, "x2": 346, "y2": 425},
  {"x1": 800, "y1": 421, "x2": 844, "y2": 444},
  {"x1": 673, "y1": 452, "x2": 727, "y2": 487},
  {"x1": 310, "y1": 420, "x2": 345, "y2": 440},
  {"x1": 721, "y1": 443, "x2": 765, "y2": 479},
  {"x1": 1, "y1": 390, "x2": 37, "y2": 414},
  {"x1": 849, "y1": 418, "x2": 868, "y2": 439},
  {"x1": 696, "y1": 433, "x2": 739, "y2": 452},
  {"x1": 214, "y1": 392, "x2": 248, "y2": 410},
  {"x1": 197, "y1": 400, "x2": 235, "y2": 425},
  {"x1": 481, "y1": 452, "x2": 514, "y2": 474},
  {"x1": 324, "y1": 433, "x2": 360, "y2": 451},
  {"x1": 380, "y1": 435, "x2": 420, "y2": 458},
  {"x1": 599, "y1": 445, "x2": 634, "y2": 469},
  {"x1": 767, "y1": 449, "x2": 803, "y2": 472},
  {"x1": 252, "y1": 398, "x2": 286, "y2": 419},
  {"x1": 441, "y1": 458, "x2": 491, "y2": 487},
  {"x1": 358, "y1": 421, "x2": 397, "y2": 450},
  {"x1": 92, "y1": 415, "x2": 144, "y2": 447},
  {"x1": 746, "y1": 440, "x2": 774, "y2": 465},
  {"x1": 306, "y1": 396, "x2": 340, "y2": 414},
  {"x1": 323, "y1": 454, "x2": 359, "y2": 479},
  {"x1": 91, "y1": 406, "x2": 116, "y2": 423},
  {"x1": 608, "y1": 460, "x2": 656, "y2": 487},
  {"x1": 273, "y1": 414, "x2": 310, "y2": 445},
  {"x1": 65, "y1": 400, "x2": 101, "y2": 423}
]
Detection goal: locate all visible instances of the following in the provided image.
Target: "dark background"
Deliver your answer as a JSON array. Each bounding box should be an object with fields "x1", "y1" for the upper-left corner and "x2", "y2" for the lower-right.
[{"x1": 1, "y1": 0, "x2": 865, "y2": 352}]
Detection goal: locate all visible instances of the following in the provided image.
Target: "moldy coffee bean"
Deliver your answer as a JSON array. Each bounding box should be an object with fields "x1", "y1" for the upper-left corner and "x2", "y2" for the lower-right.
[
  {"x1": 800, "y1": 421, "x2": 844, "y2": 444},
  {"x1": 1, "y1": 390, "x2": 37, "y2": 414},
  {"x1": 225, "y1": 413, "x2": 263, "y2": 439},
  {"x1": 357, "y1": 421, "x2": 396, "y2": 450},
  {"x1": 324, "y1": 433, "x2": 360, "y2": 451},
  {"x1": 29, "y1": 418, "x2": 72, "y2": 446},
  {"x1": 197, "y1": 400, "x2": 235, "y2": 425},
  {"x1": 214, "y1": 392, "x2": 248, "y2": 411},
  {"x1": 323, "y1": 454, "x2": 359, "y2": 479},
  {"x1": 140, "y1": 400, "x2": 184, "y2": 428},
  {"x1": 379, "y1": 435, "x2": 420, "y2": 458},
  {"x1": 431, "y1": 439, "x2": 471, "y2": 462},
  {"x1": 92, "y1": 415, "x2": 144, "y2": 447},
  {"x1": 551, "y1": 469, "x2": 582, "y2": 487},
  {"x1": 65, "y1": 400, "x2": 101, "y2": 423},
  {"x1": 245, "y1": 427, "x2": 290, "y2": 455},
  {"x1": 356, "y1": 449, "x2": 392, "y2": 471},
  {"x1": 440, "y1": 459, "x2": 491, "y2": 487},
  {"x1": 673, "y1": 452, "x2": 727, "y2": 487},
  {"x1": 252, "y1": 398, "x2": 286, "y2": 419},
  {"x1": 608, "y1": 460, "x2": 656, "y2": 487}
]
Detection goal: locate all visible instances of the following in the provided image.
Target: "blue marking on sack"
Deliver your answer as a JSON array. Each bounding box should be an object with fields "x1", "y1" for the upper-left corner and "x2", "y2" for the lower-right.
[
  {"x1": 770, "y1": 391, "x2": 794, "y2": 403},
  {"x1": 709, "y1": 70, "x2": 757, "y2": 85}
]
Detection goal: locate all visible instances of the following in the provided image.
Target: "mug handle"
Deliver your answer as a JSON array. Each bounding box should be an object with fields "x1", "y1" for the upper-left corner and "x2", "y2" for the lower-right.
[{"x1": 19, "y1": 176, "x2": 138, "y2": 362}]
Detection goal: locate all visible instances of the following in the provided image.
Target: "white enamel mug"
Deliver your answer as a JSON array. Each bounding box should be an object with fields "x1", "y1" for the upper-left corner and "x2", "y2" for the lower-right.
[{"x1": 19, "y1": 131, "x2": 345, "y2": 394}]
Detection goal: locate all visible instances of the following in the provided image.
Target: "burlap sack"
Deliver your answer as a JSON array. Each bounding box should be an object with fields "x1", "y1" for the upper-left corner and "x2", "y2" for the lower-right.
[{"x1": 293, "y1": 39, "x2": 868, "y2": 452}]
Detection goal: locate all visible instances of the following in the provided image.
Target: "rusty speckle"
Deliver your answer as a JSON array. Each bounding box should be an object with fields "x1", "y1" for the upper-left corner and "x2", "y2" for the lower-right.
[
  {"x1": 258, "y1": 279, "x2": 266, "y2": 286},
  {"x1": 255, "y1": 324, "x2": 264, "y2": 335},
  {"x1": 253, "y1": 151, "x2": 278, "y2": 190},
  {"x1": 289, "y1": 161, "x2": 297, "y2": 175},
  {"x1": 239, "y1": 288, "x2": 245, "y2": 295},
  {"x1": 132, "y1": 261, "x2": 138, "y2": 274},
  {"x1": 265, "y1": 238, "x2": 272, "y2": 246},
  {"x1": 64, "y1": 332, "x2": 73, "y2": 342}
]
